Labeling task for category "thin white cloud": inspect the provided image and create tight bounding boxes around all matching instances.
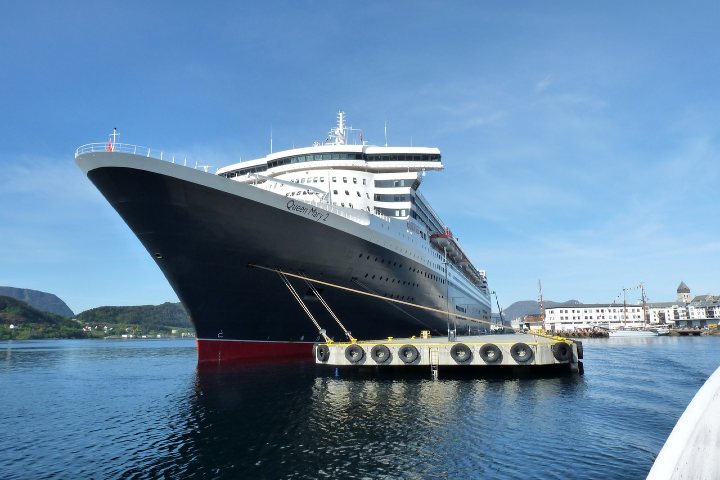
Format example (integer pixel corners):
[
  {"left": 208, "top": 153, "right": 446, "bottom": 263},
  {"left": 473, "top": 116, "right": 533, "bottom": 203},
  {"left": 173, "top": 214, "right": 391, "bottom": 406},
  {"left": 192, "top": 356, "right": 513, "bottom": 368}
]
[{"left": 535, "top": 75, "right": 552, "bottom": 93}]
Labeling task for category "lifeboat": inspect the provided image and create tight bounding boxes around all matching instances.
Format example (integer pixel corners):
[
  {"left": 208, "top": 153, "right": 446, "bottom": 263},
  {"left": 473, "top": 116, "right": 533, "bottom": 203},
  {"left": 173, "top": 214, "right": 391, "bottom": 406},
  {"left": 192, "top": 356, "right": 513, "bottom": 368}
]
[{"left": 430, "top": 228, "right": 487, "bottom": 288}]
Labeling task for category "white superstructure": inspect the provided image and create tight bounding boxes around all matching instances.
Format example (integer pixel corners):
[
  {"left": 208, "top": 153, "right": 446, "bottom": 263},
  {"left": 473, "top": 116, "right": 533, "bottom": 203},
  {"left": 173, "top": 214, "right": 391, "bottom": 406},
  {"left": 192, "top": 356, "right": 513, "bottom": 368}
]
[{"left": 217, "top": 112, "right": 491, "bottom": 323}]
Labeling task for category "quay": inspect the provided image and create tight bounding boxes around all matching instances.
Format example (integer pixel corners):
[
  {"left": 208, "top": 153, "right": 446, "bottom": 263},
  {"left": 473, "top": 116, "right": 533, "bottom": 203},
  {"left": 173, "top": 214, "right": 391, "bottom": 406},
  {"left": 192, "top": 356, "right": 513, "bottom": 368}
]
[
  {"left": 672, "top": 329, "right": 703, "bottom": 336},
  {"left": 314, "top": 332, "right": 583, "bottom": 379}
]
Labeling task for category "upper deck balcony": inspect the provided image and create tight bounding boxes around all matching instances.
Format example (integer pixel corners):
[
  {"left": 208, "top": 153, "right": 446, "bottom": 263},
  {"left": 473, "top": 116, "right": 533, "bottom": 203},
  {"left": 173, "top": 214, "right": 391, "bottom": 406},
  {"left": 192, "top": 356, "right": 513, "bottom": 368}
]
[{"left": 217, "top": 145, "right": 442, "bottom": 180}]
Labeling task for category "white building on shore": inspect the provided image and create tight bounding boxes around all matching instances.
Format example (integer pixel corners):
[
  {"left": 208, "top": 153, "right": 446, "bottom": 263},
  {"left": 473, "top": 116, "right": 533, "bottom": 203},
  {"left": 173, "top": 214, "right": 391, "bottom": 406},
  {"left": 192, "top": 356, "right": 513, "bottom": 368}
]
[
  {"left": 544, "top": 303, "right": 645, "bottom": 331},
  {"left": 543, "top": 282, "right": 719, "bottom": 331}
]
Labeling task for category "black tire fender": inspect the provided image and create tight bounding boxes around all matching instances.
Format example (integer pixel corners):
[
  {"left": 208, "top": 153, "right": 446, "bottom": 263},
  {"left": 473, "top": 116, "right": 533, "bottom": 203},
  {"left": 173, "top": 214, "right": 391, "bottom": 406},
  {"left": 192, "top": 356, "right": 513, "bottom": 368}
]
[
  {"left": 510, "top": 342, "right": 534, "bottom": 364},
  {"left": 344, "top": 344, "right": 365, "bottom": 364},
  {"left": 574, "top": 340, "right": 584, "bottom": 359},
  {"left": 370, "top": 345, "right": 392, "bottom": 365},
  {"left": 316, "top": 345, "right": 330, "bottom": 362},
  {"left": 479, "top": 343, "right": 503, "bottom": 364},
  {"left": 398, "top": 345, "right": 419, "bottom": 364},
  {"left": 450, "top": 343, "right": 472, "bottom": 364},
  {"left": 552, "top": 342, "right": 573, "bottom": 362}
]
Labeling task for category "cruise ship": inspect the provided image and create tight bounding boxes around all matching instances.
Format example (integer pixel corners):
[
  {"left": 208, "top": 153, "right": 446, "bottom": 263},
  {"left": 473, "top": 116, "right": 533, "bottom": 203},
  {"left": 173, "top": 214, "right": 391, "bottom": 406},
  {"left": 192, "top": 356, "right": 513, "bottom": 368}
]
[{"left": 75, "top": 113, "right": 493, "bottom": 363}]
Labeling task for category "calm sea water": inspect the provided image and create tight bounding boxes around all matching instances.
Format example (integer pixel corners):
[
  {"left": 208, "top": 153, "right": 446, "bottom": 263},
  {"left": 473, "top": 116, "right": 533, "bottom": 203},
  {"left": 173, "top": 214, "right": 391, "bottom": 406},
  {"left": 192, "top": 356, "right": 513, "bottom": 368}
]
[{"left": 1, "top": 337, "right": 719, "bottom": 479}]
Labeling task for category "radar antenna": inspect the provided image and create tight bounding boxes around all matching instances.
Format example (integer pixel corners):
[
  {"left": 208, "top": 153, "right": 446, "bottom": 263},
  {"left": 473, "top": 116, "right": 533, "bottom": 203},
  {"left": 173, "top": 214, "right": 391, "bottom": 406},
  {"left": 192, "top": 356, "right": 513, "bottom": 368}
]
[
  {"left": 323, "top": 111, "right": 364, "bottom": 145},
  {"left": 325, "top": 111, "right": 347, "bottom": 145}
]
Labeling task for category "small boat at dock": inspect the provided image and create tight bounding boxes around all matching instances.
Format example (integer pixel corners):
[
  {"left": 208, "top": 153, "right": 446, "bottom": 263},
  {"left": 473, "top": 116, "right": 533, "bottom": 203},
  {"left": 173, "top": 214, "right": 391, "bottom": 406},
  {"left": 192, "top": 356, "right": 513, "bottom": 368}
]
[{"left": 609, "top": 329, "right": 658, "bottom": 337}]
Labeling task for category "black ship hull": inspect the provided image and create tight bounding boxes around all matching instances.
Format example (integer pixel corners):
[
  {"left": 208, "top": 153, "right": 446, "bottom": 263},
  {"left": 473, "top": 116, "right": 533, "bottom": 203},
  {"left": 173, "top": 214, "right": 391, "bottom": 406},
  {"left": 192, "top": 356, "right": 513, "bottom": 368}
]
[{"left": 79, "top": 153, "right": 488, "bottom": 362}]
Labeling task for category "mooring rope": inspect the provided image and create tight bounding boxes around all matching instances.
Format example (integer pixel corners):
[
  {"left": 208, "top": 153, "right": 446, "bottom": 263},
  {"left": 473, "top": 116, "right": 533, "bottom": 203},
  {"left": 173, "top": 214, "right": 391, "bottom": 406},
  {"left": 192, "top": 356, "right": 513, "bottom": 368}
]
[
  {"left": 304, "top": 280, "right": 356, "bottom": 342},
  {"left": 249, "top": 263, "right": 492, "bottom": 326},
  {"left": 277, "top": 271, "right": 331, "bottom": 343}
]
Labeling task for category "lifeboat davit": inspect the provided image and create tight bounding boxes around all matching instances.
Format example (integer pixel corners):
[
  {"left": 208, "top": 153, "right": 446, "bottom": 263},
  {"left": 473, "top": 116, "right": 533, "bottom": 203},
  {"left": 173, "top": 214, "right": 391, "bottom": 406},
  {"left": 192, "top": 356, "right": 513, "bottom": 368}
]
[{"left": 430, "top": 228, "right": 486, "bottom": 287}]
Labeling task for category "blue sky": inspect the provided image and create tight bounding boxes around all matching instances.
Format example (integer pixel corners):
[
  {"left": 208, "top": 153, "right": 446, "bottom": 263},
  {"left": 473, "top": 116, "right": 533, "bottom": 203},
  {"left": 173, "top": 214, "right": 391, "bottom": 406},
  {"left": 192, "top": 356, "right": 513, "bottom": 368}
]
[{"left": 1, "top": 1, "right": 718, "bottom": 314}]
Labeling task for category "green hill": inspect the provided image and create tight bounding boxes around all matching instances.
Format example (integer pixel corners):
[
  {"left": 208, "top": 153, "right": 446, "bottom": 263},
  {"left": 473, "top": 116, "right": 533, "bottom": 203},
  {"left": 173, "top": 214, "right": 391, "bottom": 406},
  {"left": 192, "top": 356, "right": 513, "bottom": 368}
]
[
  {"left": 0, "top": 286, "right": 74, "bottom": 317},
  {"left": 0, "top": 296, "right": 84, "bottom": 339},
  {"left": 75, "top": 302, "right": 192, "bottom": 330}
]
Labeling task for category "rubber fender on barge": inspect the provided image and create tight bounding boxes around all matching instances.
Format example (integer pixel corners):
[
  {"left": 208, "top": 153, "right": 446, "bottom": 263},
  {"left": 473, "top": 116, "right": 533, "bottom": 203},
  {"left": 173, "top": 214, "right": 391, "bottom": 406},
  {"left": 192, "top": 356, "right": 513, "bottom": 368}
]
[
  {"left": 479, "top": 343, "right": 503, "bottom": 364},
  {"left": 316, "top": 345, "right": 330, "bottom": 362},
  {"left": 370, "top": 345, "right": 392, "bottom": 364},
  {"left": 510, "top": 342, "right": 534, "bottom": 364},
  {"left": 344, "top": 344, "right": 365, "bottom": 364},
  {"left": 450, "top": 343, "right": 473, "bottom": 364},
  {"left": 573, "top": 340, "right": 584, "bottom": 359},
  {"left": 398, "top": 345, "right": 419, "bottom": 364},
  {"left": 551, "top": 342, "right": 573, "bottom": 362}
]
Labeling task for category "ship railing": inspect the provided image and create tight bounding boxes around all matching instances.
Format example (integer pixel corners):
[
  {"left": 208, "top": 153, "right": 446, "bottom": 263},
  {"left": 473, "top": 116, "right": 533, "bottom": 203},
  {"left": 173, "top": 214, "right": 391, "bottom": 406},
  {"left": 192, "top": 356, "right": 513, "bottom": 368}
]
[
  {"left": 304, "top": 200, "right": 389, "bottom": 224},
  {"left": 74, "top": 142, "right": 213, "bottom": 172}
]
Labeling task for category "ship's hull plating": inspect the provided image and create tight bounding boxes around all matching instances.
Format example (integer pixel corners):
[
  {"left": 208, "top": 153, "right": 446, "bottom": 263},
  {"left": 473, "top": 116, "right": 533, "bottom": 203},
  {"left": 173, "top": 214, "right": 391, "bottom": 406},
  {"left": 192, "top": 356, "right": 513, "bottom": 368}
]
[{"left": 79, "top": 153, "right": 490, "bottom": 362}]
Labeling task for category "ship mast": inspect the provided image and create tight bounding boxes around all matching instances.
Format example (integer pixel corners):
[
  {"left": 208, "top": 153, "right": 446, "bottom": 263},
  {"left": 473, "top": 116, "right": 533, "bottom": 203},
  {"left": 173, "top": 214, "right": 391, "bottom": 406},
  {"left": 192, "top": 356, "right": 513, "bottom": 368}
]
[
  {"left": 538, "top": 280, "right": 546, "bottom": 331},
  {"left": 641, "top": 282, "right": 648, "bottom": 324},
  {"left": 325, "top": 111, "right": 347, "bottom": 145},
  {"left": 623, "top": 287, "right": 628, "bottom": 328},
  {"left": 323, "top": 111, "right": 365, "bottom": 145}
]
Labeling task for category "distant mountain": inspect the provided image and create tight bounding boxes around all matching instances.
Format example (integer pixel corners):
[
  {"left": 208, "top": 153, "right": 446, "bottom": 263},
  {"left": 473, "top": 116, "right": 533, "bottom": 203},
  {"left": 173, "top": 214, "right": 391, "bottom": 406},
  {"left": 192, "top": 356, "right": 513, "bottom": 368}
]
[
  {"left": 0, "top": 296, "right": 63, "bottom": 324},
  {"left": 0, "top": 287, "right": 74, "bottom": 317},
  {"left": 503, "top": 299, "right": 581, "bottom": 321},
  {"left": 75, "top": 302, "right": 191, "bottom": 329},
  {"left": 0, "top": 295, "right": 84, "bottom": 339}
]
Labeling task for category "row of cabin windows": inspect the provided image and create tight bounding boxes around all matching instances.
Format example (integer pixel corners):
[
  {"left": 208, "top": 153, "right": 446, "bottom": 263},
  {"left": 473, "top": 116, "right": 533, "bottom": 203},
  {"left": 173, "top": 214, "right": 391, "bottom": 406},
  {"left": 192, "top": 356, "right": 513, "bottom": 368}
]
[
  {"left": 331, "top": 176, "right": 366, "bottom": 185},
  {"left": 374, "top": 179, "right": 417, "bottom": 188},
  {"left": 286, "top": 190, "right": 318, "bottom": 197},
  {"left": 374, "top": 193, "right": 411, "bottom": 202},
  {"left": 375, "top": 207, "right": 409, "bottom": 217},
  {"left": 357, "top": 252, "right": 446, "bottom": 286},
  {"left": 366, "top": 154, "right": 441, "bottom": 162},
  {"left": 266, "top": 152, "right": 440, "bottom": 169},
  {"left": 332, "top": 190, "right": 368, "bottom": 198},
  {"left": 284, "top": 176, "right": 369, "bottom": 186},
  {"left": 221, "top": 152, "right": 439, "bottom": 178},
  {"left": 291, "top": 177, "right": 324, "bottom": 183},
  {"left": 411, "top": 206, "right": 443, "bottom": 234},
  {"left": 223, "top": 165, "right": 268, "bottom": 177},
  {"left": 267, "top": 153, "right": 363, "bottom": 169}
]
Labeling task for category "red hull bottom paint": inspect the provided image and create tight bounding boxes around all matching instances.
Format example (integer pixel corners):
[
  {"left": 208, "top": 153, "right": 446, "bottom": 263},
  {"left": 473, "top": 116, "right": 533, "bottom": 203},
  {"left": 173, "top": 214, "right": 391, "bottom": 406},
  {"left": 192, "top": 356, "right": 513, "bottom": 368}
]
[{"left": 196, "top": 339, "right": 315, "bottom": 364}]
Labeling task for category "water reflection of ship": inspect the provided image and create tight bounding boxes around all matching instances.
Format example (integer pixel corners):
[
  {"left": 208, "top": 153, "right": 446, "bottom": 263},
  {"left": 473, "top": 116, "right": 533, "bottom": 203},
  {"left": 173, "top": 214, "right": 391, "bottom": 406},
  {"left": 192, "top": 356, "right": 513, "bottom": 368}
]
[{"left": 131, "top": 364, "right": 583, "bottom": 477}]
